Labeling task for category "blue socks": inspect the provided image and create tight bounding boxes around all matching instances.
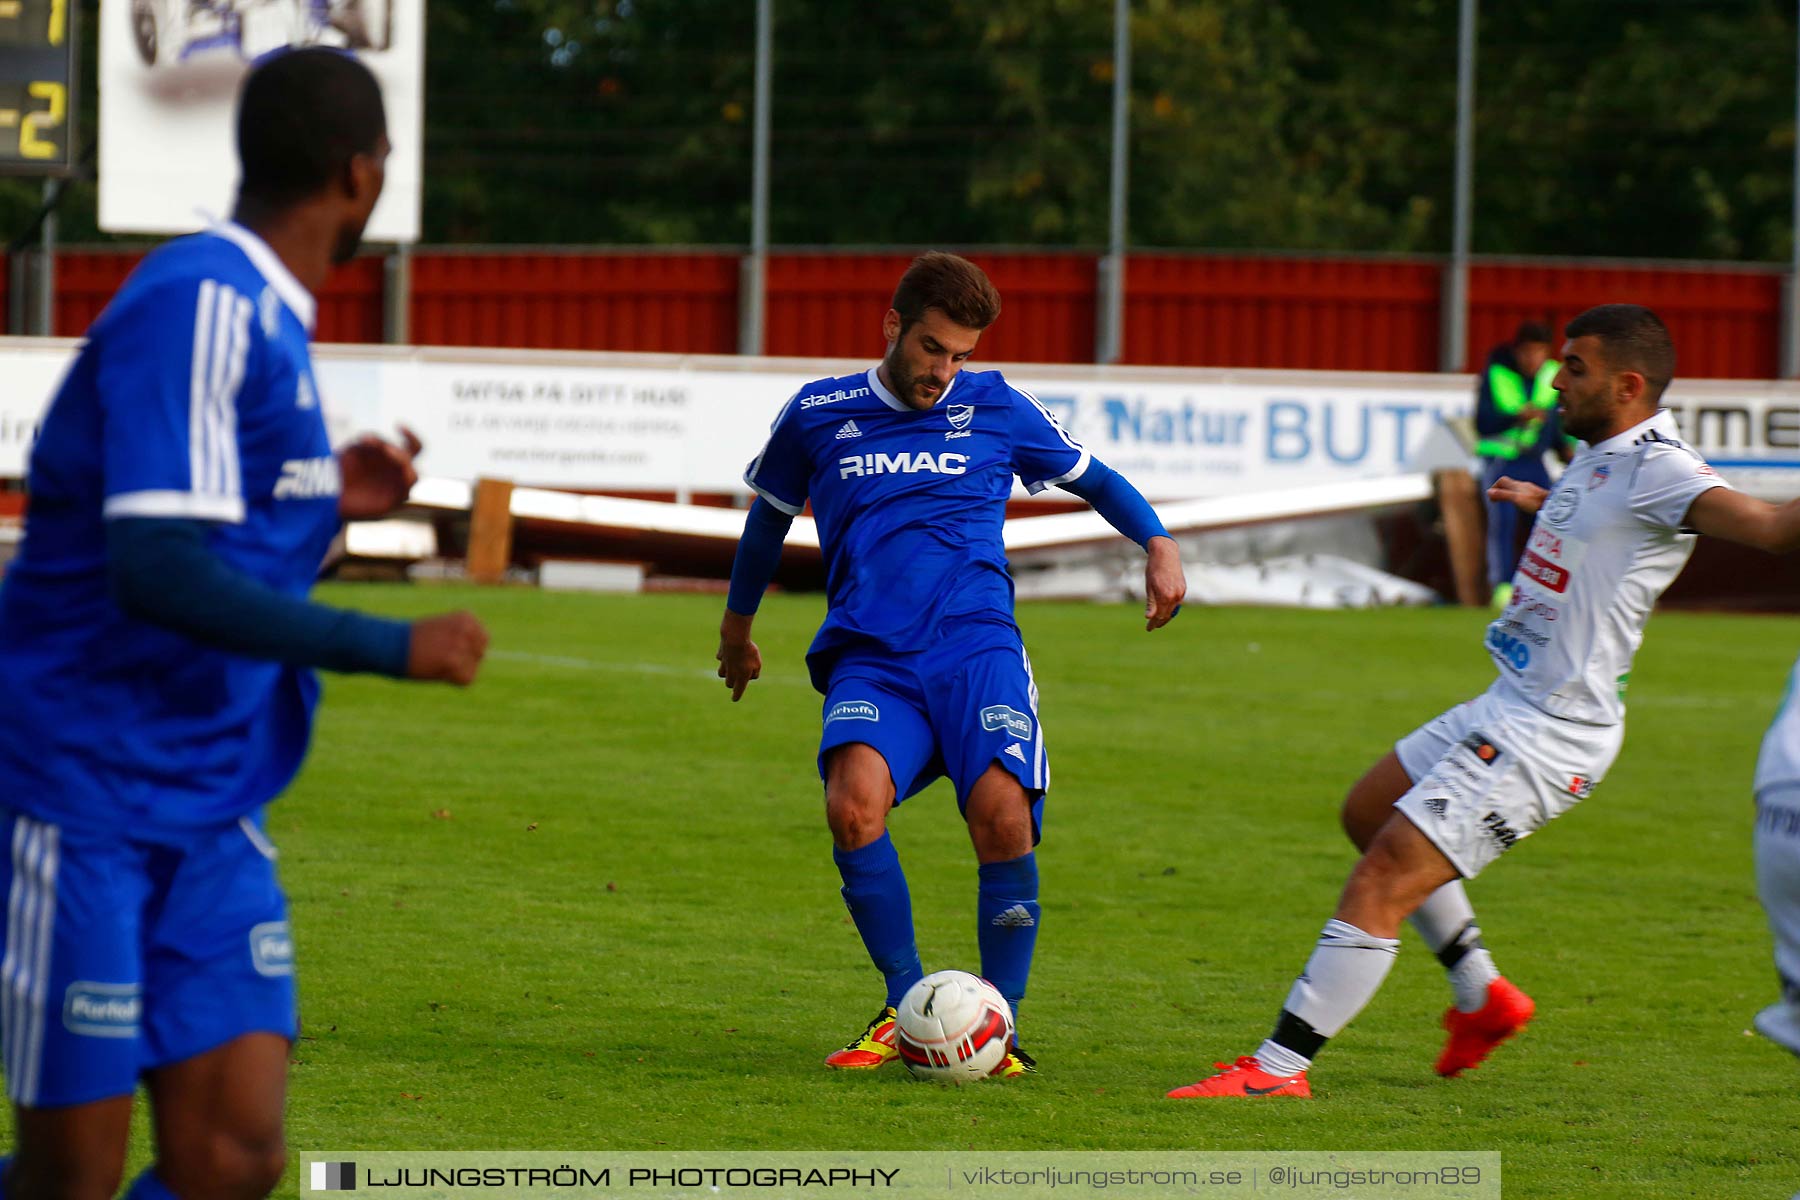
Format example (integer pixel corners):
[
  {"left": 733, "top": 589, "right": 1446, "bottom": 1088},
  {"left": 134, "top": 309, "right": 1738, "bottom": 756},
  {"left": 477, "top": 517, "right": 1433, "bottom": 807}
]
[
  {"left": 835, "top": 837, "right": 1041, "bottom": 1033},
  {"left": 834, "top": 832, "right": 923, "bottom": 1007},
  {"left": 978, "top": 852, "right": 1040, "bottom": 1025},
  {"left": 124, "top": 1168, "right": 180, "bottom": 1199}
]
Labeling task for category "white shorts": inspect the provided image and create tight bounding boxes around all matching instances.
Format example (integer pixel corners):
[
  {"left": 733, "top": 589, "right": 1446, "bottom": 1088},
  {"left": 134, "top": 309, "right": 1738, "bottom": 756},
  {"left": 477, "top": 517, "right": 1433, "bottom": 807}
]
[
  {"left": 1755, "top": 783, "right": 1800, "bottom": 1013},
  {"left": 1393, "top": 680, "right": 1623, "bottom": 878}
]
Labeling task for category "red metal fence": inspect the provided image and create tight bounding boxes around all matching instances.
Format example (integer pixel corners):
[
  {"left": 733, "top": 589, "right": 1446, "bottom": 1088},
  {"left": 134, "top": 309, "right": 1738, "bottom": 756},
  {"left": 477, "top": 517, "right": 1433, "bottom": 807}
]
[
  {"left": 21, "top": 245, "right": 1795, "bottom": 378},
  {"left": 51, "top": 250, "right": 388, "bottom": 344}
]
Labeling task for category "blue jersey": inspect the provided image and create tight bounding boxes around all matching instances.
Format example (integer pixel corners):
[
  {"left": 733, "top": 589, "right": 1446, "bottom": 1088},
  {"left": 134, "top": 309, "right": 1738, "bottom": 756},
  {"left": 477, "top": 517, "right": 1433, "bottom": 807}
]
[
  {"left": 0, "top": 224, "right": 340, "bottom": 836},
  {"left": 744, "top": 366, "right": 1089, "bottom": 685}
]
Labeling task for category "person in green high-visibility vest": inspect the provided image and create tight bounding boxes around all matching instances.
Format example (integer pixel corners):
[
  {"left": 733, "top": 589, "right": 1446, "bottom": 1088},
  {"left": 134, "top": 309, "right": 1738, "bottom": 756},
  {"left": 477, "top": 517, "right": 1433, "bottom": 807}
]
[{"left": 1475, "top": 322, "right": 1564, "bottom": 605}]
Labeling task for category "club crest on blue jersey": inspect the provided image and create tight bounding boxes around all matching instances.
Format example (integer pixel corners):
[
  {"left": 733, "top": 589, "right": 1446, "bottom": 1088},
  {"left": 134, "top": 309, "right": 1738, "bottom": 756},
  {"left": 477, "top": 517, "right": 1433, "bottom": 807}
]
[
  {"left": 947, "top": 404, "right": 974, "bottom": 430},
  {"left": 62, "top": 982, "right": 142, "bottom": 1038}
]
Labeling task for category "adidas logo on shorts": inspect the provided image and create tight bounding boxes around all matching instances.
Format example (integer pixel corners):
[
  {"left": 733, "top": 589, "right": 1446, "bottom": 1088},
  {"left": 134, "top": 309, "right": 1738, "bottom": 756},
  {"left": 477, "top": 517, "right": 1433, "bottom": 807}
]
[{"left": 1424, "top": 796, "right": 1449, "bottom": 819}]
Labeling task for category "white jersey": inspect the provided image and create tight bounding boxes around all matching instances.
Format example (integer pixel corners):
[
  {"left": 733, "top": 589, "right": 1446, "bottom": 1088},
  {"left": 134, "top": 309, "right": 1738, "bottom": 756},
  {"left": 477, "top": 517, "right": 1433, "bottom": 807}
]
[
  {"left": 1755, "top": 654, "right": 1800, "bottom": 797},
  {"left": 1485, "top": 409, "right": 1728, "bottom": 725}
]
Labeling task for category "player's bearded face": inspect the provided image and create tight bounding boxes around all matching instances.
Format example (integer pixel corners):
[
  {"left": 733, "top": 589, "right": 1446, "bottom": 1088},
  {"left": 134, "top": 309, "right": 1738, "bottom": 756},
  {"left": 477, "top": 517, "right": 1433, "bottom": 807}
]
[
  {"left": 1552, "top": 336, "right": 1607, "bottom": 443},
  {"left": 884, "top": 340, "right": 943, "bottom": 408},
  {"left": 882, "top": 310, "right": 982, "bottom": 410}
]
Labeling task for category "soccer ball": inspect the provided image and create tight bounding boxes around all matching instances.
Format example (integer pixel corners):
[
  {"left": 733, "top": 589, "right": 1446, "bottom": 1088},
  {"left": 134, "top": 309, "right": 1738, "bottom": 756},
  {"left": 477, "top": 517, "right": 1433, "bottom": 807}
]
[{"left": 894, "top": 970, "right": 1015, "bottom": 1082}]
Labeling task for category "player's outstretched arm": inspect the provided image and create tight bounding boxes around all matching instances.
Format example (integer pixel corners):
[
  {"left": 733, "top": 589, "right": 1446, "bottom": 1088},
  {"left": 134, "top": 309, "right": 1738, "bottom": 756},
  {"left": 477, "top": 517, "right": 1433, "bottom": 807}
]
[
  {"left": 1058, "top": 459, "right": 1187, "bottom": 630},
  {"left": 107, "top": 518, "right": 488, "bottom": 685},
  {"left": 338, "top": 425, "right": 423, "bottom": 521},
  {"left": 1487, "top": 475, "right": 1548, "bottom": 515},
  {"left": 1684, "top": 487, "right": 1800, "bottom": 554},
  {"left": 407, "top": 611, "right": 489, "bottom": 686},
  {"left": 717, "top": 498, "right": 794, "bottom": 701},
  {"left": 717, "top": 609, "right": 763, "bottom": 703},
  {"left": 1143, "top": 536, "right": 1187, "bottom": 631}
]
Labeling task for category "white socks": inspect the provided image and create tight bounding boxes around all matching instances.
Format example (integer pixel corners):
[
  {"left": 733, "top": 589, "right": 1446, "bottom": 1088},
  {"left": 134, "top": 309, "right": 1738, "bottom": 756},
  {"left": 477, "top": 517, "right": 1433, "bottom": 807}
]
[
  {"left": 1254, "top": 1038, "right": 1312, "bottom": 1078},
  {"left": 1259, "top": 918, "right": 1401, "bottom": 1074},
  {"left": 1409, "top": 881, "right": 1500, "bottom": 1012}
]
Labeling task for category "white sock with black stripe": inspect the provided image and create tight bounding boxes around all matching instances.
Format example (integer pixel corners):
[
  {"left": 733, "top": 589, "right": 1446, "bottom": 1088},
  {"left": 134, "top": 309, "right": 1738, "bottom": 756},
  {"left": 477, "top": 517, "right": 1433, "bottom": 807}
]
[
  {"left": 1256, "top": 918, "right": 1401, "bottom": 1074},
  {"left": 1409, "top": 881, "right": 1499, "bottom": 1013}
]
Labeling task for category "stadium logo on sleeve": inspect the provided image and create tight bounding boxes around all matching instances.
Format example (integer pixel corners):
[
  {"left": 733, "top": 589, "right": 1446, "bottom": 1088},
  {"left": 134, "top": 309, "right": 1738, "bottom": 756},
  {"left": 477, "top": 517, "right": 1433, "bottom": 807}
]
[
  {"left": 63, "top": 983, "right": 142, "bottom": 1037},
  {"left": 825, "top": 701, "right": 879, "bottom": 724},
  {"left": 980, "top": 705, "right": 1033, "bottom": 740},
  {"left": 801, "top": 386, "right": 870, "bottom": 409}
]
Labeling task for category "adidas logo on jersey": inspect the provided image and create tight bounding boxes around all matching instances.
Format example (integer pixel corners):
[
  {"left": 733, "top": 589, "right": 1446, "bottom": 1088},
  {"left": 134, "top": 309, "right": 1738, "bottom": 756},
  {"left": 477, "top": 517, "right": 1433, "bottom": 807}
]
[
  {"left": 1004, "top": 743, "right": 1027, "bottom": 764},
  {"left": 837, "top": 451, "right": 969, "bottom": 478},
  {"left": 991, "top": 904, "right": 1036, "bottom": 928},
  {"left": 835, "top": 420, "right": 863, "bottom": 440}
]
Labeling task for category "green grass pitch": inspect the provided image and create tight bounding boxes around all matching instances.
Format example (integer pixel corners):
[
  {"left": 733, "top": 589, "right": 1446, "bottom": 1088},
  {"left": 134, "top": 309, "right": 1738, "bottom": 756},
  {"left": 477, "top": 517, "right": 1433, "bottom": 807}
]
[{"left": 53, "top": 586, "right": 1800, "bottom": 1196}]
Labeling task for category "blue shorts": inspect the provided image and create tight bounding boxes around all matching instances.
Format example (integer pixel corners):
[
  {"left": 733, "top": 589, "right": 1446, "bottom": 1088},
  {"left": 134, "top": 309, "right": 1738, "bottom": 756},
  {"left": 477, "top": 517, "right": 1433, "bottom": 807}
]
[
  {"left": 0, "top": 807, "right": 297, "bottom": 1108},
  {"left": 817, "top": 632, "right": 1049, "bottom": 840}
]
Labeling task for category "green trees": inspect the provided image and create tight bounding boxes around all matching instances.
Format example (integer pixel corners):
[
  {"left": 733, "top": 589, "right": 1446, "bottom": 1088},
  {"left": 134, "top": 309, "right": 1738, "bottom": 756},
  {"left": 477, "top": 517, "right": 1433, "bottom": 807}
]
[{"left": 6, "top": 0, "right": 1797, "bottom": 259}]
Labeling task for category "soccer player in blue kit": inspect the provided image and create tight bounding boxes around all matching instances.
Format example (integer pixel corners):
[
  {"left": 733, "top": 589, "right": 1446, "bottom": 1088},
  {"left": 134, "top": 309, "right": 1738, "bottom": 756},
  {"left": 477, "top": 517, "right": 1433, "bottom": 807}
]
[
  {"left": 716, "top": 252, "right": 1186, "bottom": 1075},
  {"left": 0, "top": 52, "right": 486, "bottom": 1198}
]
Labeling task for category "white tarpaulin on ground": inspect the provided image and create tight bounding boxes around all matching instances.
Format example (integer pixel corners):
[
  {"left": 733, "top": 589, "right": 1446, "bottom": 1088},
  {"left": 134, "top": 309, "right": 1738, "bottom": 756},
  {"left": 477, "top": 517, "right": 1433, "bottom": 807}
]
[{"left": 2, "top": 340, "right": 1797, "bottom": 500}]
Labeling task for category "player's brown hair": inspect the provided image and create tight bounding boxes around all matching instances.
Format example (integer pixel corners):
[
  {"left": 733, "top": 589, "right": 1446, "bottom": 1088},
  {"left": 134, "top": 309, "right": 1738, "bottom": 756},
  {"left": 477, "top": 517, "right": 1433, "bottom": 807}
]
[
  {"left": 891, "top": 252, "right": 1002, "bottom": 333},
  {"left": 1565, "top": 304, "right": 1676, "bottom": 401}
]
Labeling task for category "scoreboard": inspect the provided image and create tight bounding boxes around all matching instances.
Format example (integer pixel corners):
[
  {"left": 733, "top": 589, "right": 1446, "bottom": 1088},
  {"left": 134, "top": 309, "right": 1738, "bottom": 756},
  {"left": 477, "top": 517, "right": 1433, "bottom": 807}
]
[{"left": 0, "top": 0, "right": 71, "bottom": 173}]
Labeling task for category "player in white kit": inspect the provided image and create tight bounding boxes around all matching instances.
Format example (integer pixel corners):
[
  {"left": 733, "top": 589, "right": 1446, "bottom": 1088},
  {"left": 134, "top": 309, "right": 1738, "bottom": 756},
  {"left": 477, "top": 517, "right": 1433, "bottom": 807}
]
[
  {"left": 1754, "top": 660, "right": 1800, "bottom": 1058},
  {"left": 1169, "top": 303, "right": 1800, "bottom": 1097}
]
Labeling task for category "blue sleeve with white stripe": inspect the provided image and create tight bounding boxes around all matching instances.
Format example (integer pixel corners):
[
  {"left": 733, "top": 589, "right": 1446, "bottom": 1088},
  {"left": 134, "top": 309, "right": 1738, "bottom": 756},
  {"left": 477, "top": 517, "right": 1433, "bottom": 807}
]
[
  {"left": 1008, "top": 387, "right": 1090, "bottom": 495},
  {"left": 743, "top": 393, "right": 810, "bottom": 516},
  {"left": 99, "top": 278, "right": 258, "bottom": 525}
]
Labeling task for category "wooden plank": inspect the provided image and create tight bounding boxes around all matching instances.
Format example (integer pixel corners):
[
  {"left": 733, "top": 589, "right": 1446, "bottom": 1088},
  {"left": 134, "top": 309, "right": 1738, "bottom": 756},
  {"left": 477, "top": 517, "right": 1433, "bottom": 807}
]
[
  {"left": 467, "top": 477, "right": 515, "bottom": 585},
  {"left": 1434, "top": 468, "right": 1487, "bottom": 606}
]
